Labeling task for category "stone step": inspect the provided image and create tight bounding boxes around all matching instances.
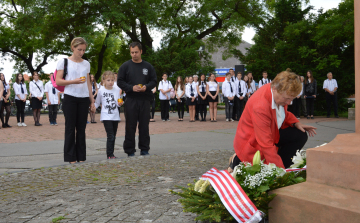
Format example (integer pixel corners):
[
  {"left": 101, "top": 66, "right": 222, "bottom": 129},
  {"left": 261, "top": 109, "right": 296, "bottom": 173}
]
[
  {"left": 269, "top": 182, "right": 360, "bottom": 223},
  {"left": 306, "top": 133, "right": 360, "bottom": 191}
]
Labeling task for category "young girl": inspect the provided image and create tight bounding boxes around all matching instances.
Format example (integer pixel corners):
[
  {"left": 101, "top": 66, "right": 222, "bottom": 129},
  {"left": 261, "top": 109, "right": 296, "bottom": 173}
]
[
  {"left": 184, "top": 76, "right": 189, "bottom": 113},
  {"left": 94, "top": 71, "right": 123, "bottom": 159},
  {"left": 0, "top": 73, "right": 11, "bottom": 128},
  {"left": 13, "top": 73, "right": 28, "bottom": 127},
  {"left": 56, "top": 37, "right": 95, "bottom": 164},
  {"left": 29, "top": 71, "right": 44, "bottom": 126},
  {"left": 174, "top": 76, "right": 185, "bottom": 121},
  {"left": 89, "top": 74, "right": 98, "bottom": 123},
  {"left": 244, "top": 75, "right": 253, "bottom": 105},
  {"left": 197, "top": 74, "right": 208, "bottom": 121},
  {"left": 158, "top": 72, "right": 173, "bottom": 121},
  {"left": 247, "top": 72, "right": 256, "bottom": 93},
  {"left": 206, "top": 73, "right": 219, "bottom": 122},
  {"left": 186, "top": 76, "right": 197, "bottom": 122},
  {"left": 44, "top": 74, "right": 61, "bottom": 125}
]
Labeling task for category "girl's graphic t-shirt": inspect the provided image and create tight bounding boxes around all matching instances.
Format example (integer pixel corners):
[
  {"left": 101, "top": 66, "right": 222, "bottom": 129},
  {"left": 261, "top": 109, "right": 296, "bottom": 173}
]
[{"left": 94, "top": 87, "right": 121, "bottom": 121}]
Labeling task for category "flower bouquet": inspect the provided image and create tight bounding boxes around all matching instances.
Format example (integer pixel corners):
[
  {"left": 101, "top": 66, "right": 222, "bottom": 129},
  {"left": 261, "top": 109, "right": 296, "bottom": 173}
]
[{"left": 170, "top": 150, "right": 307, "bottom": 222}]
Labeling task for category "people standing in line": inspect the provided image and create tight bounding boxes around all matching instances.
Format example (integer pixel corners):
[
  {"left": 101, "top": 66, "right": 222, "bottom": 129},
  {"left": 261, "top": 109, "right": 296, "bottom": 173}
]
[
  {"left": 193, "top": 75, "right": 200, "bottom": 120},
  {"left": 184, "top": 76, "right": 189, "bottom": 113},
  {"left": 89, "top": 74, "right": 98, "bottom": 123},
  {"left": 323, "top": 72, "right": 339, "bottom": 118},
  {"left": 56, "top": 37, "right": 95, "bottom": 164},
  {"left": 186, "top": 76, "right": 197, "bottom": 122},
  {"left": 94, "top": 71, "right": 124, "bottom": 159},
  {"left": 206, "top": 73, "right": 219, "bottom": 122},
  {"left": 247, "top": 72, "right": 256, "bottom": 93},
  {"left": 223, "top": 72, "right": 236, "bottom": 122},
  {"left": 158, "top": 72, "right": 173, "bottom": 122},
  {"left": 45, "top": 74, "right": 61, "bottom": 126},
  {"left": 304, "top": 70, "right": 317, "bottom": 119},
  {"left": 196, "top": 74, "right": 208, "bottom": 122},
  {"left": 29, "top": 71, "right": 44, "bottom": 126},
  {"left": 234, "top": 72, "right": 247, "bottom": 121},
  {"left": 13, "top": 73, "right": 28, "bottom": 127},
  {"left": 174, "top": 76, "right": 186, "bottom": 121},
  {"left": 0, "top": 73, "right": 11, "bottom": 128},
  {"left": 150, "top": 86, "right": 156, "bottom": 122},
  {"left": 258, "top": 71, "right": 271, "bottom": 88},
  {"left": 300, "top": 76, "right": 307, "bottom": 117},
  {"left": 118, "top": 42, "right": 157, "bottom": 157},
  {"left": 292, "top": 76, "right": 303, "bottom": 119}
]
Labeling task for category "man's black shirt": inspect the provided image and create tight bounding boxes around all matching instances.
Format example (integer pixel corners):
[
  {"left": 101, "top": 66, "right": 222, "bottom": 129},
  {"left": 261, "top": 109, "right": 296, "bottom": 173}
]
[{"left": 117, "top": 60, "right": 157, "bottom": 101}]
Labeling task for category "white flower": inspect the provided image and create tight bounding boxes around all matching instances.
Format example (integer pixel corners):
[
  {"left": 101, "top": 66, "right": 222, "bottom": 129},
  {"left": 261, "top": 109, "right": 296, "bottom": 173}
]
[
  {"left": 194, "top": 179, "right": 204, "bottom": 192},
  {"left": 198, "top": 180, "right": 210, "bottom": 193},
  {"left": 290, "top": 150, "right": 305, "bottom": 168}
]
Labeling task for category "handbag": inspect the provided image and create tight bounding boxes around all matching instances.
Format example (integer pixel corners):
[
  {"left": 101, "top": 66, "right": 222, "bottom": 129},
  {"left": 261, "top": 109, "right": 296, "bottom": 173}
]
[{"left": 169, "top": 99, "right": 177, "bottom": 106}]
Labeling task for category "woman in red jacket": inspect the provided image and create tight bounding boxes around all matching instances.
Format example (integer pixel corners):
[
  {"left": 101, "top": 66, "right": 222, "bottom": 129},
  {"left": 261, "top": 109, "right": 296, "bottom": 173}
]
[{"left": 229, "top": 69, "right": 317, "bottom": 170}]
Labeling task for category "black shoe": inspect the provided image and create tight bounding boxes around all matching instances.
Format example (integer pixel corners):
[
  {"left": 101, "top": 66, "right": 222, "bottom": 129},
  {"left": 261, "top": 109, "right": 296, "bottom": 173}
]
[
  {"left": 5, "top": 124, "right": 11, "bottom": 128},
  {"left": 307, "top": 117, "right": 310, "bottom": 119},
  {"left": 2, "top": 124, "right": 7, "bottom": 128},
  {"left": 311, "top": 117, "right": 314, "bottom": 119},
  {"left": 140, "top": 151, "right": 150, "bottom": 156},
  {"left": 128, "top": 153, "right": 135, "bottom": 157}
]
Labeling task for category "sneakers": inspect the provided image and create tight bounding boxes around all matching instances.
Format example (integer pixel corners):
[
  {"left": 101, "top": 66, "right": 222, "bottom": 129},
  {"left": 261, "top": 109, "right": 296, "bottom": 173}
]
[
  {"left": 166, "top": 119, "right": 171, "bottom": 122},
  {"left": 230, "top": 119, "right": 234, "bottom": 122},
  {"left": 140, "top": 151, "right": 150, "bottom": 156},
  {"left": 21, "top": 123, "right": 27, "bottom": 127},
  {"left": 17, "top": 122, "right": 22, "bottom": 127},
  {"left": 107, "top": 156, "right": 117, "bottom": 159},
  {"left": 162, "top": 119, "right": 165, "bottom": 122},
  {"left": 226, "top": 118, "right": 229, "bottom": 122},
  {"left": 54, "top": 122, "right": 58, "bottom": 126},
  {"left": 128, "top": 153, "right": 135, "bottom": 157},
  {"left": 50, "top": 122, "right": 54, "bottom": 126}
]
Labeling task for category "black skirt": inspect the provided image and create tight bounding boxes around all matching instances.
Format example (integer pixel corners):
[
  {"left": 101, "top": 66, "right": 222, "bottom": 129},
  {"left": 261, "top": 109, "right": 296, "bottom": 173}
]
[
  {"left": 207, "top": 91, "right": 218, "bottom": 102},
  {"left": 198, "top": 92, "right": 208, "bottom": 105},
  {"left": 31, "top": 97, "right": 42, "bottom": 109},
  {"left": 187, "top": 97, "right": 197, "bottom": 106}
]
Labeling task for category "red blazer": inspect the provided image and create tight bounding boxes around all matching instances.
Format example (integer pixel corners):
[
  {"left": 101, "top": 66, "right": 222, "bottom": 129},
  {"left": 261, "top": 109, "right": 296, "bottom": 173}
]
[{"left": 233, "top": 84, "right": 299, "bottom": 168}]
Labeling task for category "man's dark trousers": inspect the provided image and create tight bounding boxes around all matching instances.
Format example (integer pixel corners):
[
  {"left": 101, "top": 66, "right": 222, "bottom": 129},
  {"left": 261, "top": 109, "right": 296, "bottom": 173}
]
[
  {"left": 123, "top": 97, "right": 150, "bottom": 155},
  {"left": 326, "top": 92, "right": 338, "bottom": 117}
]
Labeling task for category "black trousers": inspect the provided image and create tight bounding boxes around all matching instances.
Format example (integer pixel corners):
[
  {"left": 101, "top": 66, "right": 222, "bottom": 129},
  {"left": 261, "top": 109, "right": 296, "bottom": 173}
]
[
  {"left": 177, "top": 98, "right": 185, "bottom": 119},
  {"left": 195, "top": 103, "right": 199, "bottom": 119},
  {"left": 292, "top": 98, "right": 301, "bottom": 117},
  {"left": 224, "top": 98, "right": 233, "bottom": 119},
  {"left": 48, "top": 104, "right": 58, "bottom": 123},
  {"left": 15, "top": 99, "right": 26, "bottom": 123},
  {"left": 234, "top": 97, "right": 244, "bottom": 120},
  {"left": 123, "top": 97, "right": 150, "bottom": 154},
  {"left": 160, "top": 99, "right": 169, "bottom": 120},
  {"left": 231, "top": 127, "right": 308, "bottom": 169},
  {"left": 326, "top": 92, "right": 338, "bottom": 116},
  {"left": 306, "top": 98, "right": 315, "bottom": 116},
  {"left": 150, "top": 97, "right": 156, "bottom": 119},
  {"left": 103, "top": 120, "right": 119, "bottom": 157},
  {"left": 63, "top": 94, "right": 89, "bottom": 162}
]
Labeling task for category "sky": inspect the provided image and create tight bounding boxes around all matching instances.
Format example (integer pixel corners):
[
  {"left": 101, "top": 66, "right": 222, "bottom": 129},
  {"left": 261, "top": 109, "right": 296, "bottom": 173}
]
[{"left": 0, "top": 0, "right": 344, "bottom": 81}]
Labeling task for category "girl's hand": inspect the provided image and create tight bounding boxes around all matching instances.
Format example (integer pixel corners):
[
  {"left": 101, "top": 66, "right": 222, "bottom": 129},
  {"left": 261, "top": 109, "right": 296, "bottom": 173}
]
[{"left": 73, "top": 78, "right": 85, "bottom": 84}]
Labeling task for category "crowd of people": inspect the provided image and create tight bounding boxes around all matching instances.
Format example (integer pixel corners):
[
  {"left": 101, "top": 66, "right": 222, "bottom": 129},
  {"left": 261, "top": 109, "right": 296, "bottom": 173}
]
[{"left": 0, "top": 38, "right": 339, "bottom": 164}]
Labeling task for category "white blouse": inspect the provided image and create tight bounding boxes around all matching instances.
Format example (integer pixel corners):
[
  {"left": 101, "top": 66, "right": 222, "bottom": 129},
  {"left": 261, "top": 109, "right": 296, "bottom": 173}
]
[
  {"left": 198, "top": 81, "right": 207, "bottom": 93},
  {"left": 185, "top": 82, "right": 198, "bottom": 98},
  {"left": 94, "top": 87, "right": 121, "bottom": 122},
  {"left": 56, "top": 59, "right": 90, "bottom": 98},
  {"left": 29, "top": 80, "right": 44, "bottom": 98},
  {"left": 13, "top": 82, "right": 28, "bottom": 100},
  {"left": 207, "top": 81, "right": 218, "bottom": 91}
]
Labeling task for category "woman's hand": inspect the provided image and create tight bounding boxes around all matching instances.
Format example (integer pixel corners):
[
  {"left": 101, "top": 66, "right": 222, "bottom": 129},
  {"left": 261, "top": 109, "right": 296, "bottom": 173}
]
[
  {"left": 191, "top": 97, "right": 195, "bottom": 102},
  {"left": 73, "top": 78, "right": 86, "bottom": 84},
  {"left": 313, "top": 95, "right": 316, "bottom": 98},
  {"left": 304, "top": 95, "right": 307, "bottom": 98},
  {"left": 294, "top": 122, "right": 317, "bottom": 137}
]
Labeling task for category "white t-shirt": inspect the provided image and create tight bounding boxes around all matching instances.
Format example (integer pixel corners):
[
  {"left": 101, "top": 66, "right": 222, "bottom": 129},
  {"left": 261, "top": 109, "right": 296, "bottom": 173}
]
[
  {"left": 44, "top": 81, "right": 60, "bottom": 104},
  {"left": 158, "top": 80, "right": 173, "bottom": 100},
  {"left": 56, "top": 58, "right": 90, "bottom": 98},
  {"left": 207, "top": 81, "right": 218, "bottom": 91},
  {"left": 29, "top": 80, "right": 44, "bottom": 98},
  {"left": 94, "top": 87, "right": 121, "bottom": 122}
]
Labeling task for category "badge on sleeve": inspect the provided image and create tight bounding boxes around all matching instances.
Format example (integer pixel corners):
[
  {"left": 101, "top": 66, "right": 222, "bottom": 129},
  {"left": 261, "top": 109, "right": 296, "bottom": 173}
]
[{"left": 143, "top": 68, "right": 148, "bottom": 75}]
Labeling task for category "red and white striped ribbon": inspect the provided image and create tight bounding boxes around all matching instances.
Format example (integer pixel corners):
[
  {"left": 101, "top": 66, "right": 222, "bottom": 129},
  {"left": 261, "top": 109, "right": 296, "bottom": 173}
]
[
  {"left": 201, "top": 167, "right": 263, "bottom": 223},
  {"left": 286, "top": 165, "right": 307, "bottom": 172}
]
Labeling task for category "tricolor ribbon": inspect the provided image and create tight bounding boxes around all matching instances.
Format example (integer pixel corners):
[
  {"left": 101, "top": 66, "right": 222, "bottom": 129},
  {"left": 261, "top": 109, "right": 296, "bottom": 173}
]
[
  {"left": 201, "top": 168, "right": 263, "bottom": 223},
  {"left": 286, "top": 165, "right": 307, "bottom": 173}
]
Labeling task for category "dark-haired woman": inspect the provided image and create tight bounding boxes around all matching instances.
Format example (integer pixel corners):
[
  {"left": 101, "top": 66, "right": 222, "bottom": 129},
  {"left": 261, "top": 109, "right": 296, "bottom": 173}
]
[
  {"left": 206, "top": 73, "right": 219, "bottom": 122},
  {"left": 174, "top": 76, "right": 185, "bottom": 121},
  {"left": 13, "top": 73, "right": 28, "bottom": 127},
  {"left": 197, "top": 74, "right": 208, "bottom": 121},
  {"left": 304, "top": 70, "right": 317, "bottom": 119},
  {"left": 29, "top": 71, "right": 44, "bottom": 126},
  {"left": 0, "top": 73, "right": 11, "bottom": 128}
]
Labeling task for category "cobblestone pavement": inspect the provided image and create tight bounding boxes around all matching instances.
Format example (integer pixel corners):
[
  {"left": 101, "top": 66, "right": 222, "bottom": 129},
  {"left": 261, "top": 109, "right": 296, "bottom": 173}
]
[{"left": 0, "top": 150, "right": 234, "bottom": 223}]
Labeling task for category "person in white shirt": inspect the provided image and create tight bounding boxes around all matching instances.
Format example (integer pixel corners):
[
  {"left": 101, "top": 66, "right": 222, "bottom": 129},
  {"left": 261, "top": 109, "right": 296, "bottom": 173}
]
[
  {"left": 244, "top": 75, "right": 253, "bottom": 99},
  {"left": 206, "top": 73, "right": 219, "bottom": 122},
  {"left": 45, "top": 76, "right": 61, "bottom": 125},
  {"left": 56, "top": 37, "right": 95, "bottom": 164},
  {"left": 29, "top": 72, "right": 44, "bottom": 126},
  {"left": 186, "top": 76, "right": 198, "bottom": 122},
  {"left": 234, "top": 72, "right": 247, "bottom": 120},
  {"left": 323, "top": 72, "right": 339, "bottom": 118},
  {"left": 258, "top": 71, "right": 271, "bottom": 88},
  {"left": 247, "top": 72, "right": 256, "bottom": 93},
  {"left": 158, "top": 72, "right": 173, "bottom": 121},
  {"left": 94, "top": 71, "right": 123, "bottom": 159},
  {"left": 89, "top": 74, "right": 98, "bottom": 123},
  {"left": 13, "top": 73, "right": 28, "bottom": 126},
  {"left": 193, "top": 75, "right": 200, "bottom": 120},
  {"left": 196, "top": 74, "right": 208, "bottom": 122},
  {"left": 174, "top": 76, "right": 186, "bottom": 121},
  {"left": 0, "top": 73, "right": 12, "bottom": 128},
  {"left": 292, "top": 76, "right": 303, "bottom": 119},
  {"left": 222, "top": 73, "right": 236, "bottom": 122}
]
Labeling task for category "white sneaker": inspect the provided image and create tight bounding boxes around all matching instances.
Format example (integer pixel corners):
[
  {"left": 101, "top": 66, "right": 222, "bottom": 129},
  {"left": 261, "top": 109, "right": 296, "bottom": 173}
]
[
  {"left": 17, "top": 122, "right": 22, "bottom": 127},
  {"left": 230, "top": 119, "right": 234, "bottom": 122},
  {"left": 226, "top": 119, "right": 229, "bottom": 122},
  {"left": 21, "top": 123, "right": 27, "bottom": 127},
  {"left": 167, "top": 119, "right": 171, "bottom": 122}
]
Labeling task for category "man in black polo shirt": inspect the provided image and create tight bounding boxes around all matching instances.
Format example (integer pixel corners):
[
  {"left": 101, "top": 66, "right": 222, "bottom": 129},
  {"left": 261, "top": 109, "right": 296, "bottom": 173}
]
[{"left": 118, "top": 42, "right": 157, "bottom": 156}]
